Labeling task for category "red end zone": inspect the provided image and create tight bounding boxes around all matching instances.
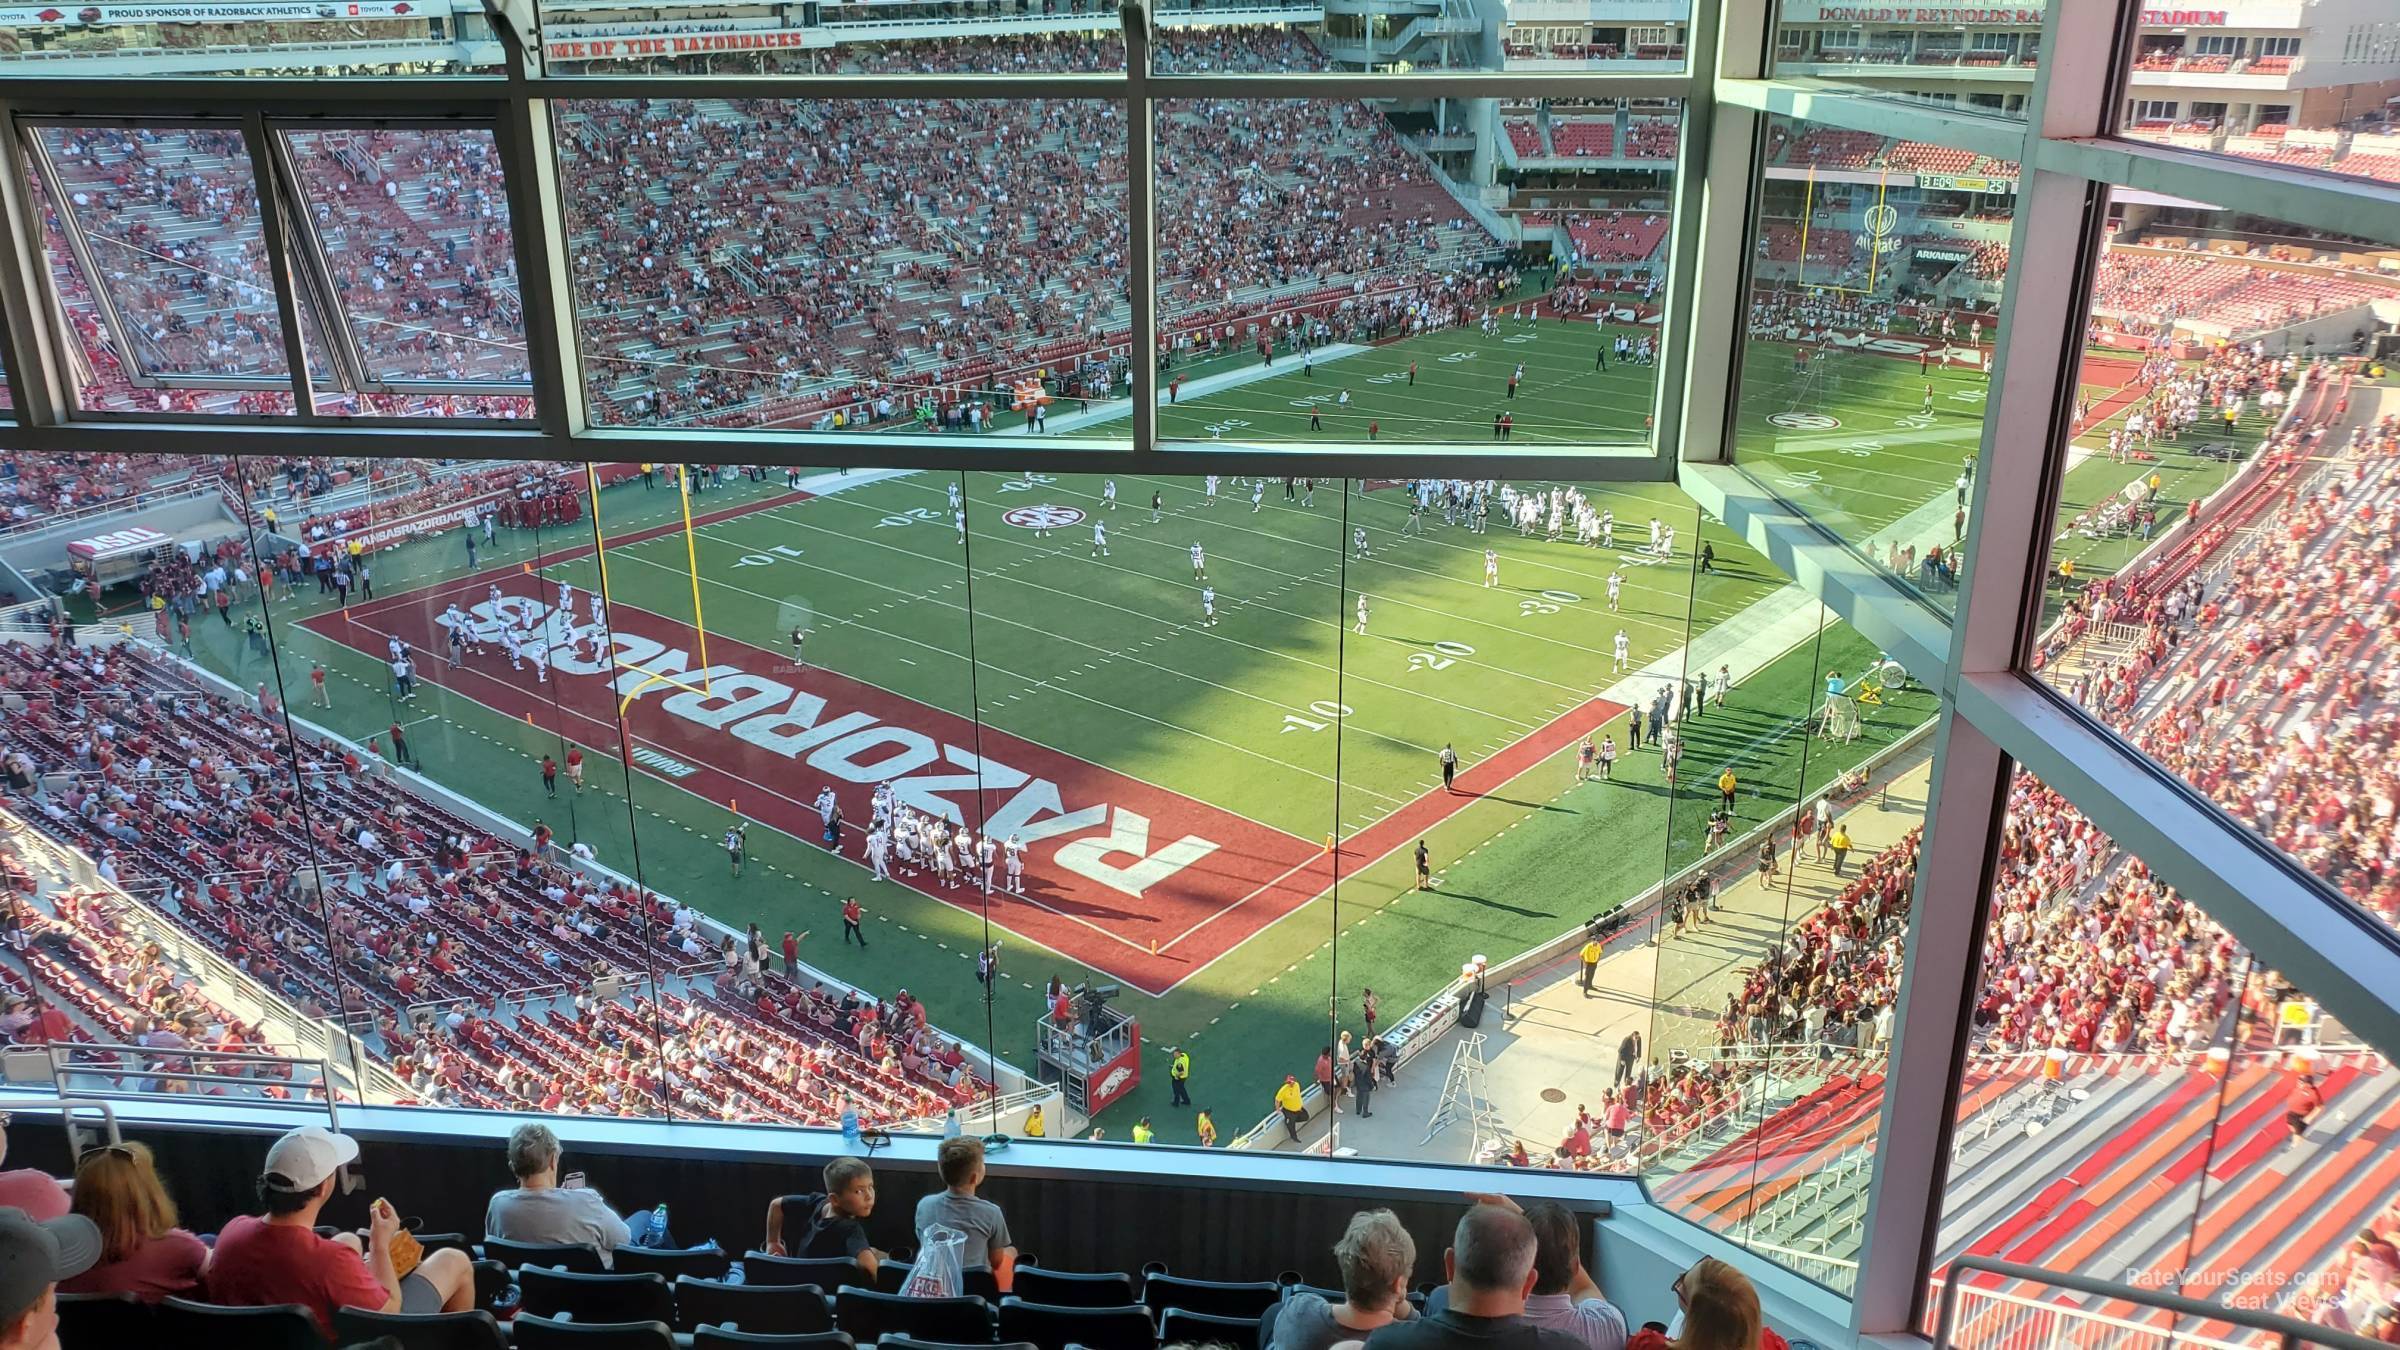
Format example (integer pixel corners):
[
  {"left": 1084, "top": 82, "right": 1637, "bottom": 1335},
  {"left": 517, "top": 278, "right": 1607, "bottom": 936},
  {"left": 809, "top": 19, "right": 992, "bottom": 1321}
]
[{"left": 301, "top": 582, "right": 1325, "bottom": 994}]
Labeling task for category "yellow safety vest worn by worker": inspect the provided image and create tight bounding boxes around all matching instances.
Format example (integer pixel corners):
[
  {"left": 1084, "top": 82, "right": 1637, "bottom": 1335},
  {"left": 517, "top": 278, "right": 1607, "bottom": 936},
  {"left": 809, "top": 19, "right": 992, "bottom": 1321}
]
[
  {"left": 1131, "top": 1122, "right": 1154, "bottom": 1144},
  {"left": 1171, "top": 1053, "right": 1190, "bottom": 1081}
]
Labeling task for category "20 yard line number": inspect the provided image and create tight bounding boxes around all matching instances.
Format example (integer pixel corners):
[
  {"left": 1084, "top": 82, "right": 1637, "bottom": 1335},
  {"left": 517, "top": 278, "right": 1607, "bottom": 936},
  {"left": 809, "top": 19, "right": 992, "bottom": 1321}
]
[{"left": 1408, "top": 640, "right": 1477, "bottom": 673}]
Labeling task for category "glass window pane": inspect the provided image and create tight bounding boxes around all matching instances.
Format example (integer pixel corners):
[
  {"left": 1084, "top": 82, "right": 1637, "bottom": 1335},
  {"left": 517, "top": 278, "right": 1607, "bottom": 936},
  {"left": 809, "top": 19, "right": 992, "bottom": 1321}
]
[
  {"left": 2118, "top": 14, "right": 2400, "bottom": 187},
  {"left": 556, "top": 99, "right": 1128, "bottom": 440},
  {"left": 1642, "top": 600, "right": 1935, "bottom": 1297},
  {"left": 1734, "top": 115, "right": 2012, "bottom": 615},
  {"left": 1158, "top": 101, "right": 1676, "bottom": 449},
  {"left": 25, "top": 123, "right": 303, "bottom": 415},
  {"left": 279, "top": 126, "right": 536, "bottom": 419},
  {"left": 1772, "top": 1, "right": 2040, "bottom": 120},
  {"left": 0, "top": 5, "right": 502, "bottom": 78},
  {"left": 1935, "top": 767, "right": 2400, "bottom": 1341},
  {"left": 2036, "top": 193, "right": 2397, "bottom": 939}
]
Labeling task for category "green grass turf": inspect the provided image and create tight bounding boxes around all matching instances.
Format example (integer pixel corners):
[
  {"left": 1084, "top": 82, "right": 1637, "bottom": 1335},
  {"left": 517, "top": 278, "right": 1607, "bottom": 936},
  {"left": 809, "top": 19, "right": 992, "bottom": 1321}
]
[
  {"left": 136, "top": 443, "right": 1932, "bottom": 1146},
  {"left": 1151, "top": 316, "right": 1662, "bottom": 446}
]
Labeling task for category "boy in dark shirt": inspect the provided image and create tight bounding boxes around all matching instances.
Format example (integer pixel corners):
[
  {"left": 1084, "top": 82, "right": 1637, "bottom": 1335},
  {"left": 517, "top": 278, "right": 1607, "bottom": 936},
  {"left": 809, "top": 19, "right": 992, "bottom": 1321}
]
[{"left": 762, "top": 1156, "right": 884, "bottom": 1281}]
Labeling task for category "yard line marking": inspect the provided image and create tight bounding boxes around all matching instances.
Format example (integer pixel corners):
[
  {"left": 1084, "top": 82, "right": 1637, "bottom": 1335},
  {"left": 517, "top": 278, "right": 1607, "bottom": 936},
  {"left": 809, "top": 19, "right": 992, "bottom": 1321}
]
[{"left": 603, "top": 548, "right": 1406, "bottom": 802}]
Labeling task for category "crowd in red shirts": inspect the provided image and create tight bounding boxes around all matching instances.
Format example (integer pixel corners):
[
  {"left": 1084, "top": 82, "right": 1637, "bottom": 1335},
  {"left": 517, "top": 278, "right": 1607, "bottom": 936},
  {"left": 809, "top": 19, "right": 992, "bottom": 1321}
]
[
  {"left": 0, "top": 634, "right": 990, "bottom": 1126},
  {"left": 2056, "top": 409, "right": 2400, "bottom": 937}
]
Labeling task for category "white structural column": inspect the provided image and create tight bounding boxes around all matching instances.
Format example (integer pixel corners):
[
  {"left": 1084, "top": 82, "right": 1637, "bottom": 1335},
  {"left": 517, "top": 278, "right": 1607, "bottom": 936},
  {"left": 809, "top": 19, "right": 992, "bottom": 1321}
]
[
  {"left": 1670, "top": 0, "right": 1768, "bottom": 465},
  {"left": 0, "top": 102, "right": 67, "bottom": 427},
  {"left": 1125, "top": 0, "right": 1158, "bottom": 455},
  {"left": 1846, "top": 0, "right": 2125, "bottom": 1333}
]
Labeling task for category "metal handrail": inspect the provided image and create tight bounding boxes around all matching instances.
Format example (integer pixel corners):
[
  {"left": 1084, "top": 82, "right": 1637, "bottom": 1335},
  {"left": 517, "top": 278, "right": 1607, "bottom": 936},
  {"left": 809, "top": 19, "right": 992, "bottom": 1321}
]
[
  {"left": 1932, "top": 1254, "right": 2388, "bottom": 1350},
  {"left": 44, "top": 1045, "right": 347, "bottom": 1128},
  {"left": 0, "top": 1096, "right": 120, "bottom": 1157}
]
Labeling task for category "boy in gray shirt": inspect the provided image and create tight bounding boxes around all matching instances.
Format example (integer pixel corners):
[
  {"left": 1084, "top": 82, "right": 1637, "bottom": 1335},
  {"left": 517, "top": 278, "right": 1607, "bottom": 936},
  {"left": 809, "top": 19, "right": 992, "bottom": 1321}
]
[{"left": 915, "top": 1135, "right": 1015, "bottom": 1291}]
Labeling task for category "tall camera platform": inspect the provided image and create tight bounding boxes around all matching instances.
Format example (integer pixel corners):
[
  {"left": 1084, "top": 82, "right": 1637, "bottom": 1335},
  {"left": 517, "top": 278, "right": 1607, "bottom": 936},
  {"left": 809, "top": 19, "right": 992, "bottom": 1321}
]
[{"left": 1034, "top": 998, "right": 1142, "bottom": 1117}]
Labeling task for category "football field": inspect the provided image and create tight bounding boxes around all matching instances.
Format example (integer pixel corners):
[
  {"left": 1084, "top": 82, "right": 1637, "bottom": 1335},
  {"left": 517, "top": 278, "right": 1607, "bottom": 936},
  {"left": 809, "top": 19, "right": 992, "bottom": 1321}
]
[{"left": 155, "top": 317, "right": 1959, "bottom": 1144}]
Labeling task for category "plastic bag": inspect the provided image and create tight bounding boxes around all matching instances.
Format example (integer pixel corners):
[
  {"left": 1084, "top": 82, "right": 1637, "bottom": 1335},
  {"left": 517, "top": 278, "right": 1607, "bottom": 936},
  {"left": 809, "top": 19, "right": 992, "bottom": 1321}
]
[{"left": 901, "top": 1223, "right": 966, "bottom": 1299}]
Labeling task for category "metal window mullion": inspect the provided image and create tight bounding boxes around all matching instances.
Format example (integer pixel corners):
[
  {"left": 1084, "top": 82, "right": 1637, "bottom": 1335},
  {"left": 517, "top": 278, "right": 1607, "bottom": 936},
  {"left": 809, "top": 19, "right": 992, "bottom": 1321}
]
[
  {"left": 1125, "top": 3, "right": 1155, "bottom": 455},
  {"left": 242, "top": 109, "right": 320, "bottom": 420},
  {"left": 492, "top": 93, "right": 584, "bottom": 444},
  {"left": 1848, "top": 0, "right": 2144, "bottom": 1331},
  {"left": 1948, "top": 0, "right": 2125, "bottom": 674},
  {"left": 1848, "top": 711, "right": 2011, "bottom": 1336},
  {"left": 1648, "top": 0, "right": 1729, "bottom": 465},
  {"left": 1668, "top": 0, "right": 1767, "bottom": 466},
  {"left": 0, "top": 100, "right": 66, "bottom": 426},
  {"left": 1712, "top": 77, "right": 2029, "bottom": 167}
]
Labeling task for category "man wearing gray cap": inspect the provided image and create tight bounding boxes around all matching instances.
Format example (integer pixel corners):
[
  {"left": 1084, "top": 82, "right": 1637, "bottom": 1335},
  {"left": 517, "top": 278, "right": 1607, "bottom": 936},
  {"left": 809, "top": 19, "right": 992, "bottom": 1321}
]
[
  {"left": 205, "top": 1125, "right": 474, "bottom": 1337},
  {"left": 0, "top": 1206, "right": 101, "bottom": 1350}
]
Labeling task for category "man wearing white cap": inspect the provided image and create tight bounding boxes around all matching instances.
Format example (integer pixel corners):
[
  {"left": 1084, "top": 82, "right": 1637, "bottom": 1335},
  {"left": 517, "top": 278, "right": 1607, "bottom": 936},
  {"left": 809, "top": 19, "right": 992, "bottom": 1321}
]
[
  {"left": 0, "top": 1206, "right": 100, "bottom": 1350},
  {"left": 205, "top": 1125, "right": 475, "bottom": 1337}
]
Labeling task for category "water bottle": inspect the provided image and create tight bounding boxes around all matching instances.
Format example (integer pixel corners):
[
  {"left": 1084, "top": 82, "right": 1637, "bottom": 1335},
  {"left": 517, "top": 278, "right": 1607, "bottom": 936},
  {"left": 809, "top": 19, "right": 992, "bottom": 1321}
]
[
  {"left": 648, "top": 1204, "right": 669, "bottom": 1249},
  {"left": 841, "top": 1103, "right": 862, "bottom": 1147},
  {"left": 943, "top": 1108, "right": 962, "bottom": 1139}
]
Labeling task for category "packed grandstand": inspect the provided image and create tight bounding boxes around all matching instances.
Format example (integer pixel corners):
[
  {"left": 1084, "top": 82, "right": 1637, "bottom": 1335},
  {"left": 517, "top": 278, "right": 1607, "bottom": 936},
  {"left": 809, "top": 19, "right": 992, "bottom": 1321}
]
[{"left": 0, "top": 3, "right": 2398, "bottom": 1345}]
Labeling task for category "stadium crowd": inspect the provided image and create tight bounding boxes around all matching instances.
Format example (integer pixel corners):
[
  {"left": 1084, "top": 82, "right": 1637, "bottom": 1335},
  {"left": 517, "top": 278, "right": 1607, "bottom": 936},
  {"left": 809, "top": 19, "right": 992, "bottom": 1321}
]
[
  {"left": 2055, "top": 406, "right": 2400, "bottom": 936},
  {"left": 0, "top": 629, "right": 992, "bottom": 1128}
]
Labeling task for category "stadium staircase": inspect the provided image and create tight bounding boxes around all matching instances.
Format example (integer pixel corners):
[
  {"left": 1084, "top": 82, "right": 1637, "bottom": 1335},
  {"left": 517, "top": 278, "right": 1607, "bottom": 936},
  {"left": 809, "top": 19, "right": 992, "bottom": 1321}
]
[{"left": 1932, "top": 1049, "right": 2400, "bottom": 1347}]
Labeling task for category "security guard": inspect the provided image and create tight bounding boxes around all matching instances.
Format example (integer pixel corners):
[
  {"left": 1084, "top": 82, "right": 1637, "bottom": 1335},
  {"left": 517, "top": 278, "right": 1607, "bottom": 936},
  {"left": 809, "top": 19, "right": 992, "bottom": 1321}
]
[
  {"left": 1131, "top": 1117, "right": 1155, "bottom": 1145},
  {"left": 1168, "top": 1046, "right": 1193, "bottom": 1107},
  {"left": 1024, "top": 1104, "right": 1045, "bottom": 1138}
]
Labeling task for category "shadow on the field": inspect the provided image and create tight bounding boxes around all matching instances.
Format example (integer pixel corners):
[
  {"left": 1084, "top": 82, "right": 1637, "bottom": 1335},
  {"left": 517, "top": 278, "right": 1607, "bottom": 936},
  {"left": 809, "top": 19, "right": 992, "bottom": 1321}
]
[
  {"left": 1434, "top": 888, "right": 1558, "bottom": 920},
  {"left": 1477, "top": 793, "right": 1576, "bottom": 814}
]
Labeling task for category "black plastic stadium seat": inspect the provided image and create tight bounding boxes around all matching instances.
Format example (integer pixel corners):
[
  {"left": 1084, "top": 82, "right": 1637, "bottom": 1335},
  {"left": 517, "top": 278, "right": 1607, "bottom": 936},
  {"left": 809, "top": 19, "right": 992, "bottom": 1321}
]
[
  {"left": 747, "top": 1252, "right": 877, "bottom": 1290},
  {"left": 57, "top": 1291, "right": 152, "bottom": 1348},
  {"left": 877, "top": 1339, "right": 1037, "bottom": 1350},
  {"left": 412, "top": 1231, "right": 476, "bottom": 1259},
  {"left": 1010, "top": 1267, "right": 1137, "bottom": 1309},
  {"left": 996, "top": 1298, "right": 1158, "bottom": 1350},
  {"left": 676, "top": 1278, "right": 835, "bottom": 1335},
  {"left": 155, "top": 1297, "right": 324, "bottom": 1350},
  {"left": 483, "top": 1237, "right": 609, "bottom": 1274},
  {"left": 961, "top": 1270, "right": 1001, "bottom": 1303},
  {"left": 615, "top": 1244, "right": 733, "bottom": 1281},
  {"left": 835, "top": 1287, "right": 994, "bottom": 1345},
  {"left": 1162, "top": 1307, "right": 1264, "bottom": 1350},
  {"left": 697, "top": 1332, "right": 857, "bottom": 1349},
  {"left": 332, "top": 1306, "right": 509, "bottom": 1350},
  {"left": 518, "top": 1266, "right": 676, "bottom": 1324},
  {"left": 1142, "top": 1275, "right": 1282, "bottom": 1320},
  {"left": 510, "top": 1312, "right": 678, "bottom": 1350}
]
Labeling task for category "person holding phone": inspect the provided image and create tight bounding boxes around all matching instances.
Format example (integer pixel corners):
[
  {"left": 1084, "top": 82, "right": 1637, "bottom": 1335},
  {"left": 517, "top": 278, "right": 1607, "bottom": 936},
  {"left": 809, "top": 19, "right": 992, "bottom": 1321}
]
[
  {"left": 206, "top": 1125, "right": 475, "bottom": 1338},
  {"left": 487, "top": 1123, "right": 668, "bottom": 1268}
]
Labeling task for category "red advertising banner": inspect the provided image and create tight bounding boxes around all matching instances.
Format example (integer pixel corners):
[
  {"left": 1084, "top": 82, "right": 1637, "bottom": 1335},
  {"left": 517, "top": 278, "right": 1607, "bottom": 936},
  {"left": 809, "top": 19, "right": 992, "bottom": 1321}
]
[
  {"left": 545, "top": 28, "right": 825, "bottom": 63},
  {"left": 1082, "top": 1025, "right": 1143, "bottom": 1115}
]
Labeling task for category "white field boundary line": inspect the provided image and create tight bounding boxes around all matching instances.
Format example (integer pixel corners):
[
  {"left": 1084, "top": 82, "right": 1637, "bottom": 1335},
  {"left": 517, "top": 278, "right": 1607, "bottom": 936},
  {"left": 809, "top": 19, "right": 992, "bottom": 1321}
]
[{"left": 322, "top": 607, "right": 1220, "bottom": 971}]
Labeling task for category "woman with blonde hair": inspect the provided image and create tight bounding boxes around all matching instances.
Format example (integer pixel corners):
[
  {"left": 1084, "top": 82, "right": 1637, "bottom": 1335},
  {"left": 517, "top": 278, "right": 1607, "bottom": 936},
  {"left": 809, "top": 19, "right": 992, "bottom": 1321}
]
[
  {"left": 1626, "top": 1257, "right": 1788, "bottom": 1350},
  {"left": 57, "top": 1142, "right": 207, "bottom": 1300}
]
